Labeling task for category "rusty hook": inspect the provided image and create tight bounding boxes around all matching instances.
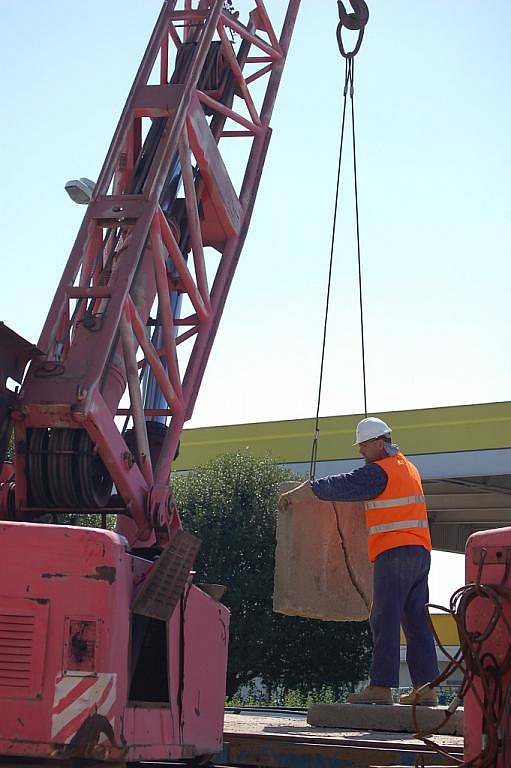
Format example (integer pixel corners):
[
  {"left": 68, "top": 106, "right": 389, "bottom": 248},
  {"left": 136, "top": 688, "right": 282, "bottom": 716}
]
[{"left": 336, "top": 0, "right": 369, "bottom": 59}]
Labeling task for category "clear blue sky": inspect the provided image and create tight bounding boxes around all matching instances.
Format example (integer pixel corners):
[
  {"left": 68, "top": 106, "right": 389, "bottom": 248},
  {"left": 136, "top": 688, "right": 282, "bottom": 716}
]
[
  {"left": 1, "top": 2, "right": 508, "bottom": 607},
  {"left": 1, "top": 1, "right": 508, "bottom": 425}
]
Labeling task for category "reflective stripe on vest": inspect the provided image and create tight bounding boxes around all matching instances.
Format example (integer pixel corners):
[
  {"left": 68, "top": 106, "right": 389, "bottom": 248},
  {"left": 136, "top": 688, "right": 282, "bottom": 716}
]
[
  {"left": 365, "top": 494, "right": 426, "bottom": 510},
  {"left": 367, "top": 518, "right": 430, "bottom": 536}
]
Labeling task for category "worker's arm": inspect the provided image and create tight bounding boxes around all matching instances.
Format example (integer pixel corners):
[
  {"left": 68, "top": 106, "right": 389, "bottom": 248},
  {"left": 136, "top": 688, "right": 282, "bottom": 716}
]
[
  {"left": 279, "top": 463, "right": 388, "bottom": 508},
  {"left": 311, "top": 463, "right": 387, "bottom": 502}
]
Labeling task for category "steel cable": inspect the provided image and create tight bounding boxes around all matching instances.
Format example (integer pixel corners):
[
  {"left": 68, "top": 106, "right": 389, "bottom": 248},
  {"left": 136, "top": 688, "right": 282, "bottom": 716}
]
[
  {"left": 309, "top": 59, "right": 351, "bottom": 481},
  {"left": 350, "top": 57, "right": 368, "bottom": 420},
  {"left": 310, "top": 57, "right": 367, "bottom": 480}
]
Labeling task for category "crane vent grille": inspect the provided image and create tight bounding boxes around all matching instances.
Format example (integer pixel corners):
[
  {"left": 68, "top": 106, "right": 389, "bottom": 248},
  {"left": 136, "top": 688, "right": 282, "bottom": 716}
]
[
  {"left": 0, "top": 613, "right": 35, "bottom": 691},
  {"left": 0, "top": 598, "right": 49, "bottom": 700}
]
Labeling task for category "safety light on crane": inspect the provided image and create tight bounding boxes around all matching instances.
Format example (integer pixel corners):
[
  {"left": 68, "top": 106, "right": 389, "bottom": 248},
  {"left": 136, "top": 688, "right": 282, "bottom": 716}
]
[{"left": 64, "top": 176, "right": 95, "bottom": 204}]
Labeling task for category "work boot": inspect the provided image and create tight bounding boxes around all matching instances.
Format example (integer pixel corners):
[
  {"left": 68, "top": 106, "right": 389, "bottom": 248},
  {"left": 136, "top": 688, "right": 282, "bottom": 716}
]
[
  {"left": 399, "top": 686, "right": 439, "bottom": 706},
  {"left": 347, "top": 685, "right": 393, "bottom": 705}
]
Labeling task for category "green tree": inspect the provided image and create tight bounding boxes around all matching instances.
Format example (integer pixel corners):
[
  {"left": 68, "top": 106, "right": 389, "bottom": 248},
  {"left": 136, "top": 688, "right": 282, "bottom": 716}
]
[{"left": 173, "top": 451, "right": 372, "bottom": 698}]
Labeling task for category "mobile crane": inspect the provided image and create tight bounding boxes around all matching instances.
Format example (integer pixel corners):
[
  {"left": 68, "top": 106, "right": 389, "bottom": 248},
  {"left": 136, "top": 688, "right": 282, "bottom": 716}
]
[{"left": 0, "top": 1, "right": 300, "bottom": 762}]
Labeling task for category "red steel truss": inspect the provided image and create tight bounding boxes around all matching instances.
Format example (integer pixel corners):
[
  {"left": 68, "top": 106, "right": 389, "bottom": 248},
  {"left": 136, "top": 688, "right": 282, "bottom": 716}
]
[{"left": 13, "top": 0, "right": 300, "bottom": 546}]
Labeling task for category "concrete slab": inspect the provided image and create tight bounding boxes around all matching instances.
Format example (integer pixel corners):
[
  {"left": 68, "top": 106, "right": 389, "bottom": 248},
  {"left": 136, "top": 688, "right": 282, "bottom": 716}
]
[
  {"left": 307, "top": 702, "right": 463, "bottom": 736},
  {"left": 273, "top": 481, "right": 373, "bottom": 621}
]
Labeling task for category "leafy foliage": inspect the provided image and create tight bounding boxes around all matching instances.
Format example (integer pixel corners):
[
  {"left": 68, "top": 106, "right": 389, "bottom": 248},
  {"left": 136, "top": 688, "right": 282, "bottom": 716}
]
[
  {"left": 226, "top": 684, "right": 348, "bottom": 707},
  {"left": 173, "top": 451, "right": 372, "bottom": 698}
]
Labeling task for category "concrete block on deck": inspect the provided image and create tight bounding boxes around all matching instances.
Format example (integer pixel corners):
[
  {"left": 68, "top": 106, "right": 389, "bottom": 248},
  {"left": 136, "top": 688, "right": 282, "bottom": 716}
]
[{"left": 307, "top": 702, "right": 464, "bottom": 736}]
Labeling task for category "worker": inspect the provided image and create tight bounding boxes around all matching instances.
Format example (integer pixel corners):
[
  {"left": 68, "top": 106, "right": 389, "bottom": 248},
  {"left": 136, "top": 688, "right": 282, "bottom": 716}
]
[{"left": 285, "top": 417, "right": 439, "bottom": 706}]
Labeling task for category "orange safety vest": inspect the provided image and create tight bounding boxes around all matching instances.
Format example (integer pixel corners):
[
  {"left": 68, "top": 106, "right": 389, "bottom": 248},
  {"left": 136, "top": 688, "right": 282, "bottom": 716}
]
[{"left": 364, "top": 453, "right": 432, "bottom": 562}]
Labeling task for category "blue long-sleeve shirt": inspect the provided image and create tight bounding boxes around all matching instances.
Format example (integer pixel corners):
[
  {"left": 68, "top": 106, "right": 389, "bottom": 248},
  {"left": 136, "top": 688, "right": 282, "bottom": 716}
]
[{"left": 312, "top": 462, "right": 388, "bottom": 502}]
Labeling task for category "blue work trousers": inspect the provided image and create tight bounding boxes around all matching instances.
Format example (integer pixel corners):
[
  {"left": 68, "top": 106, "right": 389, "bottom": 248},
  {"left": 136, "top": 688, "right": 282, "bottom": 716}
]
[{"left": 369, "top": 545, "right": 439, "bottom": 688}]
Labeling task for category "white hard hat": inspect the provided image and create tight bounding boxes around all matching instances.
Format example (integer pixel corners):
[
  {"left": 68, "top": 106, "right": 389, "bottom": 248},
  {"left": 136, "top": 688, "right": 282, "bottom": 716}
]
[{"left": 354, "top": 417, "right": 392, "bottom": 445}]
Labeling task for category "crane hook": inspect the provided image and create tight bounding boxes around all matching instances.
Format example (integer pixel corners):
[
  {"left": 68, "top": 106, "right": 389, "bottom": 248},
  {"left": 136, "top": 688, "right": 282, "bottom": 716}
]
[{"left": 336, "top": 0, "right": 369, "bottom": 59}]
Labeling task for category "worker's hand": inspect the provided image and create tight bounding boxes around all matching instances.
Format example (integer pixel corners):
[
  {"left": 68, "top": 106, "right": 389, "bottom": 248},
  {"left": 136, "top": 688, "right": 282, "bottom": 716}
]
[{"left": 279, "top": 481, "right": 315, "bottom": 510}]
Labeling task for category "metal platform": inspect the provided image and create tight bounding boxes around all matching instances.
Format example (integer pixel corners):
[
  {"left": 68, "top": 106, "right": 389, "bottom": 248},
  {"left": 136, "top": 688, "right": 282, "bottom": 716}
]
[{"left": 219, "top": 711, "right": 464, "bottom": 767}]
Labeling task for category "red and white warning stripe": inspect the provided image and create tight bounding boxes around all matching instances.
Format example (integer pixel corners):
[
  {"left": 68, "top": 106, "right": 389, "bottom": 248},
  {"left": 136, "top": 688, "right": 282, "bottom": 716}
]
[{"left": 51, "top": 673, "right": 117, "bottom": 744}]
